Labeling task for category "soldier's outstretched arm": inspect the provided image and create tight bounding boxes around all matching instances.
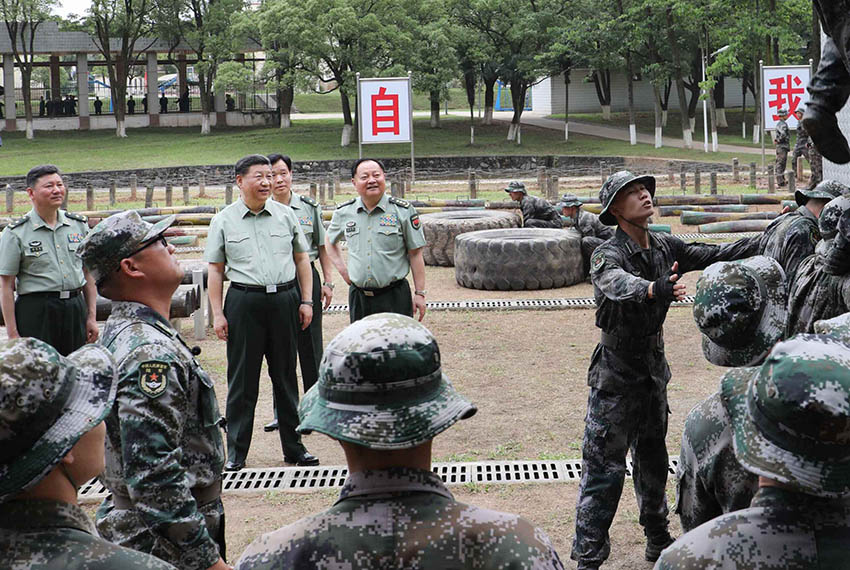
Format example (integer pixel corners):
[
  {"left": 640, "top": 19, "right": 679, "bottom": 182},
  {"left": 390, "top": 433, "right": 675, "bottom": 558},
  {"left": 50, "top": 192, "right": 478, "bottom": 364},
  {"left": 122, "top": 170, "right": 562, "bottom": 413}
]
[{"left": 590, "top": 247, "right": 652, "bottom": 302}]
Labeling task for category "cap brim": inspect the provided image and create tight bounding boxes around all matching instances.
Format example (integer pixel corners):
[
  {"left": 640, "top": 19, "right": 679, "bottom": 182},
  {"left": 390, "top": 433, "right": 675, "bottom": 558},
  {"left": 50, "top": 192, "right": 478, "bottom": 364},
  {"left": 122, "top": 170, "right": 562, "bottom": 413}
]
[
  {"left": 297, "top": 373, "right": 477, "bottom": 450},
  {"left": 0, "top": 344, "right": 116, "bottom": 502},
  {"left": 599, "top": 175, "right": 656, "bottom": 226},
  {"left": 143, "top": 214, "right": 176, "bottom": 242},
  {"left": 700, "top": 256, "right": 787, "bottom": 367}
]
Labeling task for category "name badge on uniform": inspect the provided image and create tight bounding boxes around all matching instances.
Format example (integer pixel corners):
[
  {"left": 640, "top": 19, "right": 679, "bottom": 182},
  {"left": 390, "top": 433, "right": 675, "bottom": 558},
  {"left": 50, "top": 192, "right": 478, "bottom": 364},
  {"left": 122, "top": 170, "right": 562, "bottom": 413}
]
[
  {"left": 28, "top": 240, "right": 44, "bottom": 255},
  {"left": 379, "top": 214, "right": 399, "bottom": 227},
  {"left": 345, "top": 221, "right": 357, "bottom": 235}
]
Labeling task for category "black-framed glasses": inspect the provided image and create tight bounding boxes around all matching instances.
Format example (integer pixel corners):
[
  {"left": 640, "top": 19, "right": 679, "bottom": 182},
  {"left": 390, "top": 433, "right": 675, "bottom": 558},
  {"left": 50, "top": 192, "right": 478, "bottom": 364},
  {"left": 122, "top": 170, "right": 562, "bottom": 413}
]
[{"left": 116, "top": 235, "right": 168, "bottom": 272}]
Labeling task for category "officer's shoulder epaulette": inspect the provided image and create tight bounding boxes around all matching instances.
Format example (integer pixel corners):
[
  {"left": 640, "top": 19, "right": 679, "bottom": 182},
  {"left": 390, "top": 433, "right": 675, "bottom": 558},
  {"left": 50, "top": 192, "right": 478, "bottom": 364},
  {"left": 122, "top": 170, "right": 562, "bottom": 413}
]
[
  {"left": 388, "top": 197, "right": 410, "bottom": 208},
  {"left": 300, "top": 195, "right": 318, "bottom": 207},
  {"left": 7, "top": 215, "right": 29, "bottom": 229},
  {"left": 336, "top": 199, "right": 356, "bottom": 209},
  {"left": 65, "top": 211, "right": 88, "bottom": 223}
]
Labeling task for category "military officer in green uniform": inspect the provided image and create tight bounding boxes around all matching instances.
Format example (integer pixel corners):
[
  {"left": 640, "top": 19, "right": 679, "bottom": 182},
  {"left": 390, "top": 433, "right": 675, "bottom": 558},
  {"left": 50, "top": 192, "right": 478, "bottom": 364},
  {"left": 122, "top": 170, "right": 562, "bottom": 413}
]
[
  {"left": 263, "top": 154, "right": 334, "bottom": 433},
  {"left": 325, "top": 158, "right": 427, "bottom": 323},
  {"left": 0, "top": 165, "right": 98, "bottom": 355},
  {"left": 0, "top": 337, "right": 176, "bottom": 570},
  {"left": 206, "top": 154, "right": 317, "bottom": 471},
  {"left": 77, "top": 210, "right": 229, "bottom": 570}
]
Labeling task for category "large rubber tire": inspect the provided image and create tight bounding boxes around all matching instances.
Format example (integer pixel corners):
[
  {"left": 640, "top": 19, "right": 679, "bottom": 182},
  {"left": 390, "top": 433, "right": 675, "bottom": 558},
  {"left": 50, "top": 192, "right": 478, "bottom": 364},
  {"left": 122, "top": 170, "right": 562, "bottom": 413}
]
[
  {"left": 454, "top": 228, "right": 584, "bottom": 290},
  {"left": 421, "top": 210, "right": 520, "bottom": 266}
]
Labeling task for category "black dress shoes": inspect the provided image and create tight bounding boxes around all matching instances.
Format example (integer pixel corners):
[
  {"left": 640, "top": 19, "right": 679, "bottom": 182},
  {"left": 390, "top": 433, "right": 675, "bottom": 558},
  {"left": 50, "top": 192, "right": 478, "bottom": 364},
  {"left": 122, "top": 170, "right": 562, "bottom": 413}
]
[
  {"left": 224, "top": 461, "right": 245, "bottom": 472},
  {"left": 284, "top": 452, "right": 320, "bottom": 466},
  {"left": 263, "top": 420, "right": 279, "bottom": 432}
]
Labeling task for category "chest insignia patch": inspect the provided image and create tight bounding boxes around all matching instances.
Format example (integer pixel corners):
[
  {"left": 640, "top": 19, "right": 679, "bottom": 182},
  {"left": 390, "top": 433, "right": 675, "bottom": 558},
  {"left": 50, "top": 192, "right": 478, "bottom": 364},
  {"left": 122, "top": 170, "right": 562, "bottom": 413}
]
[
  {"left": 591, "top": 251, "right": 605, "bottom": 272},
  {"left": 410, "top": 213, "right": 421, "bottom": 230},
  {"left": 67, "top": 233, "right": 84, "bottom": 244},
  {"left": 379, "top": 214, "right": 399, "bottom": 227},
  {"left": 138, "top": 361, "right": 170, "bottom": 398},
  {"left": 345, "top": 221, "right": 357, "bottom": 235}
]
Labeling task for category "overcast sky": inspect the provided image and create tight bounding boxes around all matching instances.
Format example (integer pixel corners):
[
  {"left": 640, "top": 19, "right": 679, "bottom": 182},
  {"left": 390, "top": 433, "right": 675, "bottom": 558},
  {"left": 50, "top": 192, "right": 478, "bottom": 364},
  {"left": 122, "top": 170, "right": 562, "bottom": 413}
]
[{"left": 56, "top": 0, "right": 91, "bottom": 17}]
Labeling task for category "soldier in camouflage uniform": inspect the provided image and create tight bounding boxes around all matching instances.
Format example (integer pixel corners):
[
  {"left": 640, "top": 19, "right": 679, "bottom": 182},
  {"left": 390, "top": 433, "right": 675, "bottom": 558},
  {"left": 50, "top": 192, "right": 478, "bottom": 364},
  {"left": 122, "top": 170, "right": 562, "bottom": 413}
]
[
  {"left": 506, "top": 180, "right": 563, "bottom": 228},
  {"left": 77, "top": 211, "right": 229, "bottom": 570},
  {"left": 675, "top": 256, "right": 786, "bottom": 532},
  {"left": 786, "top": 193, "right": 850, "bottom": 336},
  {"left": 0, "top": 337, "right": 175, "bottom": 569},
  {"left": 572, "top": 171, "right": 756, "bottom": 570},
  {"left": 656, "top": 333, "right": 850, "bottom": 569},
  {"left": 793, "top": 108, "right": 824, "bottom": 189},
  {"left": 773, "top": 108, "right": 791, "bottom": 186},
  {"left": 559, "top": 193, "right": 614, "bottom": 276},
  {"left": 234, "top": 313, "right": 565, "bottom": 570}
]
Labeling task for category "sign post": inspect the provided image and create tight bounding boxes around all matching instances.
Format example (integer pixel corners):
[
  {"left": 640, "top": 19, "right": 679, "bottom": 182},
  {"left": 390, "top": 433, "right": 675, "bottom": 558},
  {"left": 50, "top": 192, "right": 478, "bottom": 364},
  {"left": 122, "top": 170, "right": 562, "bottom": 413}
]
[
  {"left": 761, "top": 63, "right": 811, "bottom": 170},
  {"left": 357, "top": 72, "right": 415, "bottom": 181}
]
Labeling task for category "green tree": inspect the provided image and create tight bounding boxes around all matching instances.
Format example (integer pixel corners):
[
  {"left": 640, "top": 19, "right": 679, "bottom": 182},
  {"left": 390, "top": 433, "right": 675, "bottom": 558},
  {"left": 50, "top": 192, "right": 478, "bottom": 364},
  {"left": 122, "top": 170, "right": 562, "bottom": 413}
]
[{"left": 0, "top": 0, "right": 56, "bottom": 139}]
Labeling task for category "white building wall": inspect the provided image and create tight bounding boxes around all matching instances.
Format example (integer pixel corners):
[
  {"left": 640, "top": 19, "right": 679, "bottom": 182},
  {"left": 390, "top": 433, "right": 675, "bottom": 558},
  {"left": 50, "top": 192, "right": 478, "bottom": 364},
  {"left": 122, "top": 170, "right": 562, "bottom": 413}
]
[{"left": 531, "top": 69, "right": 746, "bottom": 114}]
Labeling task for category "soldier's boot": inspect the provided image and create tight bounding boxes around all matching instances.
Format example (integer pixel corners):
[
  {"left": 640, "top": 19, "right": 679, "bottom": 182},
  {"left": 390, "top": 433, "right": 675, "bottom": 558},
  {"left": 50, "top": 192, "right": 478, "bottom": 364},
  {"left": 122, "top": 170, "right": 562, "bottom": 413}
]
[
  {"left": 644, "top": 528, "right": 675, "bottom": 562},
  {"left": 804, "top": 35, "right": 850, "bottom": 164}
]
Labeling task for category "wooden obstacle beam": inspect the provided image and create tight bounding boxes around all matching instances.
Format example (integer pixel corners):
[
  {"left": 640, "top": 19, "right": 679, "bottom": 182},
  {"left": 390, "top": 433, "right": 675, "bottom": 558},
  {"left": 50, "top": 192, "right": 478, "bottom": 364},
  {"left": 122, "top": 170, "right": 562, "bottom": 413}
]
[
  {"left": 658, "top": 205, "right": 750, "bottom": 216},
  {"left": 166, "top": 235, "right": 198, "bottom": 246},
  {"left": 681, "top": 211, "right": 779, "bottom": 225},
  {"left": 74, "top": 205, "right": 219, "bottom": 218},
  {"left": 697, "top": 220, "right": 773, "bottom": 233}
]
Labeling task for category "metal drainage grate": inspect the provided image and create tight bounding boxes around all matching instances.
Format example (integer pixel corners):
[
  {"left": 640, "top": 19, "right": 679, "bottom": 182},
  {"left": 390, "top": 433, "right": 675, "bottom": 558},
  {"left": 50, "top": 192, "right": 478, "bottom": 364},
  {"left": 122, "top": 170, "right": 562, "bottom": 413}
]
[
  {"left": 327, "top": 296, "right": 694, "bottom": 315},
  {"left": 78, "top": 457, "right": 681, "bottom": 500}
]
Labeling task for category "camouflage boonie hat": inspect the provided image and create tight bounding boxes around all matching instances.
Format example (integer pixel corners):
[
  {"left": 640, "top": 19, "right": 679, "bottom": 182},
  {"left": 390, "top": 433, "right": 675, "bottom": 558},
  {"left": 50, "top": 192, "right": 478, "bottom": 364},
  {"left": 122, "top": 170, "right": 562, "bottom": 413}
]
[
  {"left": 795, "top": 178, "right": 848, "bottom": 206},
  {"left": 77, "top": 210, "right": 175, "bottom": 285},
  {"left": 694, "top": 256, "right": 787, "bottom": 367},
  {"left": 598, "top": 170, "right": 656, "bottom": 225},
  {"left": 818, "top": 194, "right": 850, "bottom": 240},
  {"left": 297, "top": 313, "right": 477, "bottom": 449},
  {"left": 814, "top": 311, "right": 850, "bottom": 343},
  {"left": 0, "top": 338, "right": 116, "bottom": 502},
  {"left": 727, "top": 334, "right": 850, "bottom": 497},
  {"left": 557, "top": 193, "right": 584, "bottom": 208},
  {"left": 503, "top": 181, "right": 527, "bottom": 194}
]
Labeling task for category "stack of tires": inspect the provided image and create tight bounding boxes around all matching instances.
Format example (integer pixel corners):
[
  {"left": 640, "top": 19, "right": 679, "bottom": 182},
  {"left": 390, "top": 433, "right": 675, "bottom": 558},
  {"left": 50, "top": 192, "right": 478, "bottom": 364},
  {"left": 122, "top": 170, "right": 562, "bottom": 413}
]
[
  {"left": 454, "top": 228, "right": 584, "bottom": 290},
  {"left": 420, "top": 210, "right": 520, "bottom": 266}
]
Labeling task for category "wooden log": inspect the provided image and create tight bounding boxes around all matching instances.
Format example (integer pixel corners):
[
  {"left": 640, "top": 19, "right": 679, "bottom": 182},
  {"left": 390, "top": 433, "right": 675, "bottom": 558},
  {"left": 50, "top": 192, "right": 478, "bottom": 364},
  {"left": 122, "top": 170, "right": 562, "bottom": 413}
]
[
  {"left": 739, "top": 193, "right": 794, "bottom": 204},
  {"left": 109, "top": 180, "right": 117, "bottom": 206},
  {"left": 697, "top": 220, "right": 772, "bottom": 233},
  {"left": 648, "top": 223, "right": 671, "bottom": 233},
  {"left": 655, "top": 195, "right": 740, "bottom": 206},
  {"left": 5, "top": 184, "right": 12, "bottom": 214},
  {"left": 86, "top": 185, "right": 94, "bottom": 211},
  {"left": 164, "top": 226, "right": 209, "bottom": 238},
  {"left": 658, "top": 205, "right": 750, "bottom": 216},
  {"left": 144, "top": 213, "right": 216, "bottom": 225},
  {"left": 165, "top": 235, "right": 198, "bottom": 246},
  {"left": 75, "top": 205, "right": 218, "bottom": 218},
  {"left": 681, "top": 211, "right": 779, "bottom": 225}
]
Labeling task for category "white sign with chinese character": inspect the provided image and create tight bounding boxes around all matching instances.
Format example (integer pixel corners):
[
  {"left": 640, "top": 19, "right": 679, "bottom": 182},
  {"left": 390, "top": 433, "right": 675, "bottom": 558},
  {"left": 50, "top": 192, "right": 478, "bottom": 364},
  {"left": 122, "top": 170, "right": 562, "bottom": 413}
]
[
  {"left": 357, "top": 77, "right": 412, "bottom": 144},
  {"left": 762, "top": 65, "right": 810, "bottom": 130}
]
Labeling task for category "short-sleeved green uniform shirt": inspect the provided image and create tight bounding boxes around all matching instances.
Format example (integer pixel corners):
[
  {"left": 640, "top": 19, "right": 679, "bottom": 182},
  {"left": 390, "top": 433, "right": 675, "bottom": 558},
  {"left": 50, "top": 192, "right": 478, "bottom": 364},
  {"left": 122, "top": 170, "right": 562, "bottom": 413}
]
[
  {"left": 204, "top": 198, "right": 308, "bottom": 285},
  {"left": 326, "top": 194, "right": 426, "bottom": 289},
  {"left": 0, "top": 208, "right": 88, "bottom": 294},
  {"left": 287, "top": 192, "right": 325, "bottom": 262}
]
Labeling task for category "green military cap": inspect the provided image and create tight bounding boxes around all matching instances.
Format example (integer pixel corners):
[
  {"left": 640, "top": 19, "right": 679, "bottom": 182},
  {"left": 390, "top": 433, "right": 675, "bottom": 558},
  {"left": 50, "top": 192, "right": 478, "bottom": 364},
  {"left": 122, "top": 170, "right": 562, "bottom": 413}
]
[
  {"left": 503, "top": 181, "right": 527, "bottom": 194},
  {"left": 557, "top": 193, "right": 584, "bottom": 208},
  {"left": 725, "top": 334, "right": 850, "bottom": 498},
  {"left": 598, "top": 170, "right": 656, "bottom": 225},
  {"left": 0, "top": 338, "right": 116, "bottom": 502},
  {"left": 814, "top": 311, "right": 850, "bottom": 342},
  {"left": 795, "top": 178, "right": 848, "bottom": 206},
  {"left": 694, "top": 256, "right": 787, "bottom": 367},
  {"left": 297, "top": 313, "right": 477, "bottom": 449},
  {"left": 818, "top": 194, "right": 850, "bottom": 240},
  {"left": 77, "top": 210, "right": 175, "bottom": 285}
]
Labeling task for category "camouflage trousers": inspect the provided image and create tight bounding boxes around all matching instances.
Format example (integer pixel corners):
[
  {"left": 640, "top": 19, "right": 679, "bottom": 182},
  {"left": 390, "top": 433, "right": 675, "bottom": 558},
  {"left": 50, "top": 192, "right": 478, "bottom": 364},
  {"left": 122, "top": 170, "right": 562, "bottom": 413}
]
[
  {"left": 775, "top": 147, "right": 790, "bottom": 186},
  {"left": 571, "top": 384, "right": 671, "bottom": 567},
  {"left": 96, "top": 497, "right": 226, "bottom": 568},
  {"left": 809, "top": 149, "right": 824, "bottom": 189}
]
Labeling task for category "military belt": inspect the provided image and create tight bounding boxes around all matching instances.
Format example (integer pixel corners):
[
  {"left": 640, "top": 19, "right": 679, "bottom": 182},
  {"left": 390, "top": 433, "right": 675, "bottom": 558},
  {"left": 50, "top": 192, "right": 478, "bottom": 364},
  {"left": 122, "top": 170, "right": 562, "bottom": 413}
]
[
  {"left": 19, "top": 287, "right": 83, "bottom": 299},
  {"left": 230, "top": 279, "right": 296, "bottom": 294},
  {"left": 110, "top": 479, "right": 222, "bottom": 510},
  {"left": 600, "top": 331, "right": 663, "bottom": 351},
  {"left": 356, "top": 279, "right": 405, "bottom": 297}
]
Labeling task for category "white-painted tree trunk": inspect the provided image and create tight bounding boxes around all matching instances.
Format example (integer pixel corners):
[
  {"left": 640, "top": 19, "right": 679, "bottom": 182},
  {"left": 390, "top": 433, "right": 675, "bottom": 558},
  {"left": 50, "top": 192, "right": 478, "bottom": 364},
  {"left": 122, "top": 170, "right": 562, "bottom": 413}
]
[
  {"left": 430, "top": 109, "right": 439, "bottom": 128},
  {"left": 752, "top": 122, "right": 760, "bottom": 144},
  {"left": 341, "top": 124, "right": 352, "bottom": 146},
  {"left": 470, "top": 126, "right": 474, "bottom": 144},
  {"left": 115, "top": 120, "right": 126, "bottom": 138},
  {"left": 564, "top": 122, "right": 569, "bottom": 142},
  {"left": 483, "top": 106, "right": 494, "bottom": 125},
  {"left": 507, "top": 122, "right": 518, "bottom": 141},
  {"left": 716, "top": 108, "right": 728, "bottom": 127},
  {"left": 280, "top": 113, "right": 291, "bottom": 128},
  {"left": 683, "top": 128, "right": 693, "bottom": 149},
  {"left": 689, "top": 117, "right": 695, "bottom": 132},
  {"left": 25, "top": 120, "right": 33, "bottom": 140},
  {"left": 711, "top": 130, "right": 718, "bottom": 152},
  {"left": 629, "top": 123, "right": 637, "bottom": 145},
  {"left": 602, "top": 105, "right": 611, "bottom": 120},
  {"left": 662, "top": 110, "right": 668, "bottom": 127},
  {"left": 200, "top": 113, "right": 210, "bottom": 135},
  {"left": 742, "top": 122, "right": 747, "bottom": 139},
  {"left": 655, "top": 127, "right": 662, "bottom": 148}
]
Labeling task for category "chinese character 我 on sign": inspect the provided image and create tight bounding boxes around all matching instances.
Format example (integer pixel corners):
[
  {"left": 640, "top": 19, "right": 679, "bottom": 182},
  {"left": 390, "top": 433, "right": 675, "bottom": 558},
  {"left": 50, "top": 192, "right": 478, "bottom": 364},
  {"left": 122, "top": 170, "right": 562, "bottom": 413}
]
[
  {"left": 768, "top": 74, "right": 804, "bottom": 121},
  {"left": 372, "top": 87, "right": 400, "bottom": 136}
]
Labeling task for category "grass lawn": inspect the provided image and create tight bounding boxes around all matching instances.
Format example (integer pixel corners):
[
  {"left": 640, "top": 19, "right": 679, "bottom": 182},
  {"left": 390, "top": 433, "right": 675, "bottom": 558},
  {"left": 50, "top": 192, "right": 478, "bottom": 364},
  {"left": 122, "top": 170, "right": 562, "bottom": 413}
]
[
  {"left": 552, "top": 107, "right": 794, "bottom": 150},
  {"left": 0, "top": 116, "right": 762, "bottom": 176}
]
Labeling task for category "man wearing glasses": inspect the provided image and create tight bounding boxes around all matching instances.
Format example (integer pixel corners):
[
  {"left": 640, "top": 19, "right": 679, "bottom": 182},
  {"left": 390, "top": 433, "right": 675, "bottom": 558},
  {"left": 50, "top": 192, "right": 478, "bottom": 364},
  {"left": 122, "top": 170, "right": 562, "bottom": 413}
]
[
  {"left": 206, "top": 155, "right": 317, "bottom": 471},
  {"left": 77, "top": 210, "right": 229, "bottom": 570},
  {"left": 0, "top": 164, "right": 98, "bottom": 355}
]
